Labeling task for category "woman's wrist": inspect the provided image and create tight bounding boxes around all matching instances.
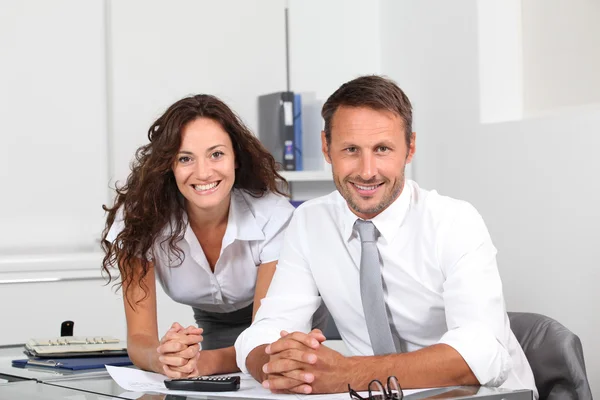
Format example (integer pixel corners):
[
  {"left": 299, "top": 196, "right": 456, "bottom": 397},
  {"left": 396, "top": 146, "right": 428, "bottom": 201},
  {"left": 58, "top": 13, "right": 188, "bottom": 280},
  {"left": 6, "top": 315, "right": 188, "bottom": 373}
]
[{"left": 149, "top": 350, "right": 163, "bottom": 374}]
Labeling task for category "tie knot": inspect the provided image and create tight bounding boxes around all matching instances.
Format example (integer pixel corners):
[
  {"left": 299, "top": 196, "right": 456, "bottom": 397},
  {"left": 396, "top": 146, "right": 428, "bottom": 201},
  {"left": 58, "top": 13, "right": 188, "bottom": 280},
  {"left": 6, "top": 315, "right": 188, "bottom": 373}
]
[{"left": 354, "top": 219, "right": 378, "bottom": 243}]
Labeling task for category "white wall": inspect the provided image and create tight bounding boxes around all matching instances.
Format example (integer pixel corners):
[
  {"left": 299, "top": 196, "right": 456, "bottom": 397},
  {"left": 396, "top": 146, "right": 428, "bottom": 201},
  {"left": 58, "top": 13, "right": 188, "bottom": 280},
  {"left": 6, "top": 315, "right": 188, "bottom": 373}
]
[
  {"left": 108, "top": 0, "right": 288, "bottom": 185},
  {"left": 381, "top": 0, "right": 600, "bottom": 396},
  {"left": 522, "top": 0, "right": 600, "bottom": 115},
  {"left": 477, "top": 0, "right": 523, "bottom": 123},
  {"left": 0, "top": 0, "right": 108, "bottom": 255},
  {"left": 288, "top": 0, "right": 382, "bottom": 100},
  {"left": 0, "top": 0, "right": 381, "bottom": 344}
]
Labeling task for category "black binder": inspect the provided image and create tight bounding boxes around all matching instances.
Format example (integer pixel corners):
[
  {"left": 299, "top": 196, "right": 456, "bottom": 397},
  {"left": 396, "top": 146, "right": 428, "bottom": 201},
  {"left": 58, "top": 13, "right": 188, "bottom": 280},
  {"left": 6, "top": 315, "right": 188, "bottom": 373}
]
[{"left": 258, "top": 91, "right": 297, "bottom": 170}]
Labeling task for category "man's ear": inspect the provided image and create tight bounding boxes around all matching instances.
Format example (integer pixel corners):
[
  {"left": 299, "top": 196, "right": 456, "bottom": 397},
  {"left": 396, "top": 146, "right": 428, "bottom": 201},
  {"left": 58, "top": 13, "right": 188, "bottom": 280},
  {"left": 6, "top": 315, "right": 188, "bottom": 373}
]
[
  {"left": 321, "top": 131, "right": 332, "bottom": 164},
  {"left": 406, "top": 132, "right": 416, "bottom": 164}
]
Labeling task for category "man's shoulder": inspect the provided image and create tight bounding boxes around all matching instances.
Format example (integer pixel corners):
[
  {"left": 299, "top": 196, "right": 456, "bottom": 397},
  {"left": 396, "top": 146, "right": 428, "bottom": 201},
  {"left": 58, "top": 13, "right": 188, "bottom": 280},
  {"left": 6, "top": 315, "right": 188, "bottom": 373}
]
[
  {"left": 294, "top": 190, "right": 344, "bottom": 216},
  {"left": 410, "top": 181, "right": 480, "bottom": 224}
]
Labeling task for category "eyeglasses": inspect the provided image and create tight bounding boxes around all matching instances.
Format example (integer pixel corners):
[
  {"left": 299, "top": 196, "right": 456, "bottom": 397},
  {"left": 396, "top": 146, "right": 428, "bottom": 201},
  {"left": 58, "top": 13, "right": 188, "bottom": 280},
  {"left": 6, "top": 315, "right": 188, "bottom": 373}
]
[{"left": 348, "top": 376, "right": 403, "bottom": 400}]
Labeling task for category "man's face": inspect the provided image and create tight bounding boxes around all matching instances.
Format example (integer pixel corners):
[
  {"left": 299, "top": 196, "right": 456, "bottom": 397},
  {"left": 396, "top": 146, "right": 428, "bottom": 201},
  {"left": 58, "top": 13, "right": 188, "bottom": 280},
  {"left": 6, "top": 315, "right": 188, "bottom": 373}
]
[{"left": 322, "top": 106, "right": 415, "bottom": 220}]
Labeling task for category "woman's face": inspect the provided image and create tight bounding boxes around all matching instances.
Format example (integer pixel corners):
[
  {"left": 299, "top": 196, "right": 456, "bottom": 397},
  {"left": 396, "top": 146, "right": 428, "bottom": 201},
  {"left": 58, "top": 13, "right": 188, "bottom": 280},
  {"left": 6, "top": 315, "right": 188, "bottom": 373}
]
[{"left": 173, "top": 117, "right": 236, "bottom": 213}]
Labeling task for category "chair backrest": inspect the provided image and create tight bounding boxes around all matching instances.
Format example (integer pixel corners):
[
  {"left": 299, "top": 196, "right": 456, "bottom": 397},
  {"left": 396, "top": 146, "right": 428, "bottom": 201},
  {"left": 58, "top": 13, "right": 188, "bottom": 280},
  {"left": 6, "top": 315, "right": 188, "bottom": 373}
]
[
  {"left": 508, "top": 312, "right": 593, "bottom": 400},
  {"left": 321, "top": 307, "right": 342, "bottom": 340}
]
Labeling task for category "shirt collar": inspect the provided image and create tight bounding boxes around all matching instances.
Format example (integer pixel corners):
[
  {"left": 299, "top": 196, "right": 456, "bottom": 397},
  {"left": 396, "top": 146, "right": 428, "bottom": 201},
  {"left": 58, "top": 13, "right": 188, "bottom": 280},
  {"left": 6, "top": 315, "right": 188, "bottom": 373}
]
[
  {"left": 341, "top": 180, "right": 412, "bottom": 244},
  {"left": 223, "top": 189, "right": 266, "bottom": 242},
  {"left": 160, "top": 189, "right": 265, "bottom": 243}
]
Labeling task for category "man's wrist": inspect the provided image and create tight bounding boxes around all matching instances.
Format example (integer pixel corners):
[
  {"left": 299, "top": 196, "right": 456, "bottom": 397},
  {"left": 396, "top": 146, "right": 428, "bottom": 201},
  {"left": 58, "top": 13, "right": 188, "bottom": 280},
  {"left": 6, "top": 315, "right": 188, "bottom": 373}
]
[
  {"left": 247, "top": 345, "right": 269, "bottom": 382},
  {"left": 343, "top": 356, "right": 370, "bottom": 390},
  {"left": 332, "top": 356, "right": 355, "bottom": 391}
]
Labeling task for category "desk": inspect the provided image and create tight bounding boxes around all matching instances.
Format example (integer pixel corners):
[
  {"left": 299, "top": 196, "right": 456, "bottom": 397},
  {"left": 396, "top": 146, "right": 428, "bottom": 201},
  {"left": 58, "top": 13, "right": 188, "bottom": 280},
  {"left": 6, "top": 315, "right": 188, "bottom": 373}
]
[
  {"left": 0, "top": 380, "right": 118, "bottom": 399},
  {"left": 0, "top": 345, "right": 534, "bottom": 399}
]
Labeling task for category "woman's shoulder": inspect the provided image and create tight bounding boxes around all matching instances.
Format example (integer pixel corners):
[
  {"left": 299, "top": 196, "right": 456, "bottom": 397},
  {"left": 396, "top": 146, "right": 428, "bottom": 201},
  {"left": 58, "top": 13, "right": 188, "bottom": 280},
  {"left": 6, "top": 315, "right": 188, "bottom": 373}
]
[{"left": 233, "top": 189, "right": 294, "bottom": 222}]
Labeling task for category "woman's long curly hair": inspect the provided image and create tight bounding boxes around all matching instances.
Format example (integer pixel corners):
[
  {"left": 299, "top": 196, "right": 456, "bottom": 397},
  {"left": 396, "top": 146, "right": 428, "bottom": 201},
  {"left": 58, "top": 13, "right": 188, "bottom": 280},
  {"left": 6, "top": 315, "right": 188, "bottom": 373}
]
[{"left": 101, "top": 94, "right": 288, "bottom": 304}]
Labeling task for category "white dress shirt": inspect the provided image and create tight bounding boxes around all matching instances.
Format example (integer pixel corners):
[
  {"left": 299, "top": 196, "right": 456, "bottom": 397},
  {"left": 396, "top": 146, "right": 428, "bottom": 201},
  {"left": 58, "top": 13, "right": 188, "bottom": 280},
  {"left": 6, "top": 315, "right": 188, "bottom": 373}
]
[
  {"left": 235, "top": 180, "right": 537, "bottom": 397},
  {"left": 107, "top": 189, "right": 294, "bottom": 313}
]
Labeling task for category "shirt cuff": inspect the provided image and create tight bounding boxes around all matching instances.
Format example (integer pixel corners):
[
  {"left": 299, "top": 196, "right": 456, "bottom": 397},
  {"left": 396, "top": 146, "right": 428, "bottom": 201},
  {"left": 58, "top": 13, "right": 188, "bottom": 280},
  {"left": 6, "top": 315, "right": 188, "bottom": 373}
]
[
  {"left": 438, "top": 323, "right": 512, "bottom": 386},
  {"left": 234, "top": 296, "right": 321, "bottom": 374},
  {"left": 234, "top": 324, "right": 280, "bottom": 374}
]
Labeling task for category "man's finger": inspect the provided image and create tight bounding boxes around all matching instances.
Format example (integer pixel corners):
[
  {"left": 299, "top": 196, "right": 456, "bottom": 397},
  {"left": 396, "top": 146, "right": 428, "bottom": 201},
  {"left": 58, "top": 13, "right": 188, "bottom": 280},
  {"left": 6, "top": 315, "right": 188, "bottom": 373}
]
[
  {"left": 266, "top": 332, "right": 320, "bottom": 354},
  {"left": 263, "top": 358, "right": 307, "bottom": 375},
  {"left": 281, "top": 369, "right": 315, "bottom": 384},
  {"left": 308, "top": 329, "right": 327, "bottom": 342},
  {"left": 280, "top": 329, "right": 325, "bottom": 342},
  {"left": 267, "top": 348, "right": 318, "bottom": 367},
  {"left": 262, "top": 376, "right": 312, "bottom": 393}
]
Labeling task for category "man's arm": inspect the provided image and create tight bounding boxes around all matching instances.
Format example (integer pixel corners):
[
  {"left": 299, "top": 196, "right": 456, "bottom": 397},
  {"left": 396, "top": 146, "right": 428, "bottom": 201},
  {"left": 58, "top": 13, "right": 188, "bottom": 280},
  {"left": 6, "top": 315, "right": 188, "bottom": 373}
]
[
  {"left": 263, "top": 334, "right": 476, "bottom": 393},
  {"left": 345, "top": 344, "right": 477, "bottom": 390},
  {"left": 234, "top": 210, "right": 322, "bottom": 377},
  {"left": 435, "top": 203, "right": 514, "bottom": 387}
]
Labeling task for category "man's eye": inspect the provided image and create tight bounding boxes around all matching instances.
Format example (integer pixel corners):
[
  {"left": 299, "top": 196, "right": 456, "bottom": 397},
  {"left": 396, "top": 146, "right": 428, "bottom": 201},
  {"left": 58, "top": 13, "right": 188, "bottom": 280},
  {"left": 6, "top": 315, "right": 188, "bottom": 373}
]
[
  {"left": 377, "top": 146, "right": 389, "bottom": 152},
  {"left": 345, "top": 147, "right": 357, "bottom": 153}
]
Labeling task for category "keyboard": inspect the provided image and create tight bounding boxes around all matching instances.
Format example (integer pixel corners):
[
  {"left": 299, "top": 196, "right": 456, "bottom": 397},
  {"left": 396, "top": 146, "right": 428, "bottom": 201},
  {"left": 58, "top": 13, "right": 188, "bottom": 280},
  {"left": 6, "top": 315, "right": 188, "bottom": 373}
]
[{"left": 25, "top": 336, "right": 127, "bottom": 358}]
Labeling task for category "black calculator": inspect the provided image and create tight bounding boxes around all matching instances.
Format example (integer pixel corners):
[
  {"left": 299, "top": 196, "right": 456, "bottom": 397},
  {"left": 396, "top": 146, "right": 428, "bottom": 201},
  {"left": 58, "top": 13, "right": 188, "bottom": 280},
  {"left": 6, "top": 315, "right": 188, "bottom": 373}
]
[{"left": 164, "top": 376, "right": 241, "bottom": 392}]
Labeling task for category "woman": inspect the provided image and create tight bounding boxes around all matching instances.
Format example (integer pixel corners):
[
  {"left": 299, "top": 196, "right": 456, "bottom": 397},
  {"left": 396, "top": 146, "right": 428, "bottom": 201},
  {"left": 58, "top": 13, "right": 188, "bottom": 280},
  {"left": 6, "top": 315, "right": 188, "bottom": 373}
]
[{"left": 101, "top": 94, "right": 296, "bottom": 378}]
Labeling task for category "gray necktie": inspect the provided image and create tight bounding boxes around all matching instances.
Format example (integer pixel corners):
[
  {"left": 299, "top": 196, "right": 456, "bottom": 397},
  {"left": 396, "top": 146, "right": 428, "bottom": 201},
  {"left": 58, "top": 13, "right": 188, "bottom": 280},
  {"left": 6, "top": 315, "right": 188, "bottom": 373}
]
[{"left": 355, "top": 219, "right": 397, "bottom": 355}]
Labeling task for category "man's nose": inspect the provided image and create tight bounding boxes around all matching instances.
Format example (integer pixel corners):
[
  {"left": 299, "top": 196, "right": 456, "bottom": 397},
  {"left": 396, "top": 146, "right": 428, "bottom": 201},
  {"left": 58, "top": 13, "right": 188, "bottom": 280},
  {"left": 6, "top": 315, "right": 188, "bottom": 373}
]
[{"left": 359, "top": 153, "right": 376, "bottom": 180}]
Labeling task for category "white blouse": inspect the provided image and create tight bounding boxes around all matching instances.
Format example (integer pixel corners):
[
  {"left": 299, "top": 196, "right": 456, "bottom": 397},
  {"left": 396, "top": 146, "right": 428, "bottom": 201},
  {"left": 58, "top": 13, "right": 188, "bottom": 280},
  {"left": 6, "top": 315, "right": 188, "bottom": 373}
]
[{"left": 107, "top": 189, "right": 294, "bottom": 313}]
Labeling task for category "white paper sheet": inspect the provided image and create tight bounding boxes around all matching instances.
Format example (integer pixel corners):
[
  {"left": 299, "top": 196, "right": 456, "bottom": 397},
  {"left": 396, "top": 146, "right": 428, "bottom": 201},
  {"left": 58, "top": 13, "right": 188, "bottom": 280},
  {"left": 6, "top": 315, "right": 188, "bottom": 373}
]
[
  {"left": 106, "top": 365, "right": 428, "bottom": 399},
  {"left": 107, "top": 365, "right": 296, "bottom": 398}
]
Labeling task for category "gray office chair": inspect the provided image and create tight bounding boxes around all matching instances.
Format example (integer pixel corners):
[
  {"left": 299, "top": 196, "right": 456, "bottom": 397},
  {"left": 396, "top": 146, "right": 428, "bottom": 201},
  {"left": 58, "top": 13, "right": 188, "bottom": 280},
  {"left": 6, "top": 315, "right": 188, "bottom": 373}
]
[
  {"left": 508, "top": 312, "right": 593, "bottom": 400},
  {"left": 321, "top": 308, "right": 342, "bottom": 340}
]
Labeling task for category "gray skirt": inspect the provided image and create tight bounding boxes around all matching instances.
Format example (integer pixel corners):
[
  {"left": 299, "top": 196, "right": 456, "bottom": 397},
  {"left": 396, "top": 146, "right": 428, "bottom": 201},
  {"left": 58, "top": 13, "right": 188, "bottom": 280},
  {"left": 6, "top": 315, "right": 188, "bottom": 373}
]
[{"left": 192, "top": 302, "right": 329, "bottom": 350}]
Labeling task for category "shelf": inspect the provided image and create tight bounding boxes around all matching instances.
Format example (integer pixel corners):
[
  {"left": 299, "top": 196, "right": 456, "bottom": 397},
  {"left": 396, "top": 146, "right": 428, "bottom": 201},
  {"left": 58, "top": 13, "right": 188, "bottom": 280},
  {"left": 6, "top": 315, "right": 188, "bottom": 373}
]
[{"left": 279, "top": 170, "right": 332, "bottom": 182}]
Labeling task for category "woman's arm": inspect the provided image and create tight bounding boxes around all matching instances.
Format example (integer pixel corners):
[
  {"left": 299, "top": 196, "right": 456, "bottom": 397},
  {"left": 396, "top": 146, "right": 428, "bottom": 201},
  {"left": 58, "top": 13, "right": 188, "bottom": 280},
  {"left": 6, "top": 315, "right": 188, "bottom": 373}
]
[
  {"left": 192, "top": 260, "right": 278, "bottom": 376},
  {"left": 124, "top": 259, "right": 203, "bottom": 377},
  {"left": 252, "top": 260, "right": 278, "bottom": 319},
  {"left": 122, "top": 259, "right": 163, "bottom": 373}
]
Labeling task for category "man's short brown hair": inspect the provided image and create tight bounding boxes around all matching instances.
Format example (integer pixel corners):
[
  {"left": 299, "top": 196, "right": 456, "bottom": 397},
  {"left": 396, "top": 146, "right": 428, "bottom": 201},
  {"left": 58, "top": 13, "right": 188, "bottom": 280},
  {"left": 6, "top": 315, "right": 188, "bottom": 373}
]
[{"left": 321, "top": 75, "right": 413, "bottom": 147}]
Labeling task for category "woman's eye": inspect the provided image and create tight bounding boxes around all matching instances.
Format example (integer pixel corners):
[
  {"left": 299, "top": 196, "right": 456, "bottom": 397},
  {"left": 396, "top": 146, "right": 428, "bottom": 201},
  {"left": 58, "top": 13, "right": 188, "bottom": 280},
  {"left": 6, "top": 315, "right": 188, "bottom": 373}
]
[
  {"left": 178, "top": 156, "right": 191, "bottom": 163},
  {"left": 211, "top": 151, "right": 224, "bottom": 159}
]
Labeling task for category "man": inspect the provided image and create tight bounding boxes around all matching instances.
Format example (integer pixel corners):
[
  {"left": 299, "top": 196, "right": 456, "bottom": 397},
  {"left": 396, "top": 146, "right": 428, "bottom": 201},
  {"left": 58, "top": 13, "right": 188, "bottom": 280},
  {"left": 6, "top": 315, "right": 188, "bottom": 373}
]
[{"left": 234, "top": 75, "right": 537, "bottom": 398}]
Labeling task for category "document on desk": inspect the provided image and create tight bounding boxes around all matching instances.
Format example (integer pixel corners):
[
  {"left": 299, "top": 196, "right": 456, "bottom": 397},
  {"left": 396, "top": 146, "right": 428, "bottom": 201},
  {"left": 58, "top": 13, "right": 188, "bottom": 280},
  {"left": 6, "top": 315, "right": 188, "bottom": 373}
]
[
  {"left": 106, "top": 365, "right": 428, "bottom": 399},
  {"left": 107, "top": 365, "right": 302, "bottom": 399}
]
